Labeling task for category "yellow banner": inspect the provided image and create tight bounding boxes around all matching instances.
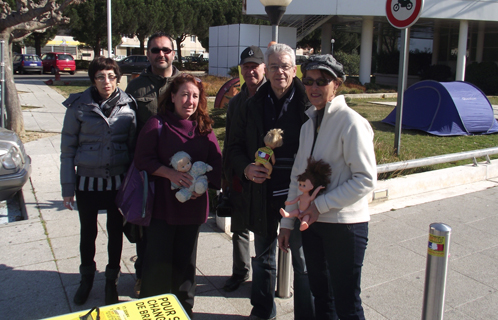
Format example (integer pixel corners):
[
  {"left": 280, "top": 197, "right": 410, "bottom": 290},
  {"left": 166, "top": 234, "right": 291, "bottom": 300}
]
[{"left": 42, "top": 294, "right": 190, "bottom": 320}]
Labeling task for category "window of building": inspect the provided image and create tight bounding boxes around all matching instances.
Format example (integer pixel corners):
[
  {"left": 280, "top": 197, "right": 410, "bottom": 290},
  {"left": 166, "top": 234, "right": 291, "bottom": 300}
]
[{"left": 190, "top": 35, "right": 196, "bottom": 42}]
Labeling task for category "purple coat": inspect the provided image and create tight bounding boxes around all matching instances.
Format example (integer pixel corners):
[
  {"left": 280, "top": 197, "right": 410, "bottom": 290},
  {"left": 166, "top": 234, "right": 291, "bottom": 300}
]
[{"left": 134, "top": 110, "right": 222, "bottom": 225}]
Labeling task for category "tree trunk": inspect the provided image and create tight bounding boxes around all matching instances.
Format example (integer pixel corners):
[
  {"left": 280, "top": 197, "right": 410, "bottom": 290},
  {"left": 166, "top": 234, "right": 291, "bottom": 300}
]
[
  {"left": 2, "top": 31, "right": 24, "bottom": 135},
  {"left": 176, "top": 38, "right": 183, "bottom": 65},
  {"left": 34, "top": 33, "right": 42, "bottom": 57},
  {"left": 94, "top": 39, "right": 102, "bottom": 57},
  {"left": 139, "top": 36, "right": 145, "bottom": 55}
]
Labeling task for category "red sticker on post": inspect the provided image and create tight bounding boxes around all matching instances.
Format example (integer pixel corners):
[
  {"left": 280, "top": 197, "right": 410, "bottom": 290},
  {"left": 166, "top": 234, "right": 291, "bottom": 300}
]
[{"left": 428, "top": 234, "right": 445, "bottom": 257}]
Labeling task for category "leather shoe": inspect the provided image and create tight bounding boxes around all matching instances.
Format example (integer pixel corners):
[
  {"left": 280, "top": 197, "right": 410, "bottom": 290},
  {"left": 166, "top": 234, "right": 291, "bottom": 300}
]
[{"left": 223, "top": 274, "right": 249, "bottom": 292}]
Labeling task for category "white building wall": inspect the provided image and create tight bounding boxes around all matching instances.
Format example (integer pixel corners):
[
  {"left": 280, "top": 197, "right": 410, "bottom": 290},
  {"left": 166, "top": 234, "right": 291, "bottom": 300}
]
[
  {"left": 246, "top": 0, "right": 498, "bottom": 21},
  {"left": 209, "top": 24, "right": 297, "bottom": 77}
]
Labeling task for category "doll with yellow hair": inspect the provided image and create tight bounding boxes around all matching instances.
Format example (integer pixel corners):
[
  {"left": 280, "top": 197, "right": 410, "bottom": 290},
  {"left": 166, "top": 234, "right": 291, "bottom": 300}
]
[{"left": 254, "top": 128, "right": 283, "bottom": 179}]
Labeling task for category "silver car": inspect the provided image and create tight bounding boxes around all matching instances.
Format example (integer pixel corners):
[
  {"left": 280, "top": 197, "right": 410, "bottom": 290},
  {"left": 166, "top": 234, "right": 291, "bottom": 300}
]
[{"left": 0, "top": 128, "right": 31, "bottom": 201}]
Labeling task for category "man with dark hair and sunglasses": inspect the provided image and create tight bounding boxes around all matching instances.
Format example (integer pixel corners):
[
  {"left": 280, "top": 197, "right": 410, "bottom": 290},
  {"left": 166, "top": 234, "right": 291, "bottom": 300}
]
[
  {"left": 125, "top": 32, "right": 179, "bottom": 298},
  {"left": 126, "top": 32, "right": 180, "bottom": 133}
]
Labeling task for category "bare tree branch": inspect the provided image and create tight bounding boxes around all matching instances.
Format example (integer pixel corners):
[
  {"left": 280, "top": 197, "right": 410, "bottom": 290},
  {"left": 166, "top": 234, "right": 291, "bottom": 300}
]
[{"left": 1, "top": 0, "right": 83, "bottom": 32}]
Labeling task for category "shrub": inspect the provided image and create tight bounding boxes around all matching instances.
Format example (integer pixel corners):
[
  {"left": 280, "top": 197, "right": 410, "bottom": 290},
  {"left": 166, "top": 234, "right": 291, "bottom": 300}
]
[
  {"left": 334, "top": 50, "right": 360, "bottom": 76},
  {"left": 228, "top": 66, "right": 239, "bottom": 78},
  {"left": 183, "top": 61, "right": 208, "bottom": 72},
  {"left": 376, "top": 50, "right": 432, "bottom": 76},
  {"left": 75, "top": 60, "right": 91, "bottom": 70},
  {"left": 465, "top": 61, "right": 498, "bottom": 95},
  {"left": 420, "top": 64, "right": 453, "bottom": 82}
]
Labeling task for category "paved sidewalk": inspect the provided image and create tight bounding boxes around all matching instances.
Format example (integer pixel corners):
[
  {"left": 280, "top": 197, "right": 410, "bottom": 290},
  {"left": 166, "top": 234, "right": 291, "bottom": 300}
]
[
  {"left": 17, "top": 79, "right": 67, "bottom": 133},
  {"left": 1, "top": 79, "right": 497, "bottom": 320}
]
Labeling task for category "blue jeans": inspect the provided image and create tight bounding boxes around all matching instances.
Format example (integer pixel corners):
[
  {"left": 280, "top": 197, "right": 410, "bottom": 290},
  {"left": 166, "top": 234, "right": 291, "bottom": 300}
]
[
  {"left": 250, "top": 203, "right": 315, "bottom": 319},
  {"left": 289, "top": 219, "right": 315, "bottom": 319},
  {"left": 302, "top": 222, "right": 368, "bottom": 320}
]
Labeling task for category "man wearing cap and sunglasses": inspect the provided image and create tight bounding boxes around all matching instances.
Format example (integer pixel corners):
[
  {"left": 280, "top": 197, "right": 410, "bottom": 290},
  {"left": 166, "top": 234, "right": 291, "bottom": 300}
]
[
  {"left": 125, "top": 32, "right": 180, "bottom": 298},
  {"left": 222, "top": 45, "right": 266, "bottom": 293}
]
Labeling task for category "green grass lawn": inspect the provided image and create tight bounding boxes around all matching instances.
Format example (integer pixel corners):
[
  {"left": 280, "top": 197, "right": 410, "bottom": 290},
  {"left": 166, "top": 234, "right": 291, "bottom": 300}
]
[{"left": 53, "top": 83, "right": 498, "bottom": 179}]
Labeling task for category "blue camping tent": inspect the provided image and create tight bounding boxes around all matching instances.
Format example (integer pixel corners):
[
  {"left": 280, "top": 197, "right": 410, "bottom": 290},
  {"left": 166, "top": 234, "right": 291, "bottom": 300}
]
[{"left": 382, "top": 80, "right": 498, "bottom": 136}]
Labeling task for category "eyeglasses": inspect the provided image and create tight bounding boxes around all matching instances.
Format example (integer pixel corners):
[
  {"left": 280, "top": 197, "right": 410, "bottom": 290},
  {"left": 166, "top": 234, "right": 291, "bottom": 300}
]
[
  {"left": 95, "top": 74, "right": 117, "bottom": 82},
  {"left": 268, "top": 64, "right": 293, "bottom": 73},
  {"left": 150, "top": 47, "right": 173, "bottom": 54},
  {"left": 301, "top": 77, "right": 333, "bottom": 87}
]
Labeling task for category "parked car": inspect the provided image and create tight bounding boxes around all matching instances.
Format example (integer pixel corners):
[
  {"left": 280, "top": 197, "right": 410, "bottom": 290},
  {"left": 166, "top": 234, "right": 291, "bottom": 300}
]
[
  {"left": 0, "top": 128, "right": 31, "bottom": 201},
  {"left": 113, "top": 55, "right": 127, "bottom": 61},
  {"left": 41, "top": 52, "right": 76, "bottom": 75},
  {"left": 13, "top": 54, "right": 43, "bottom": 74},
  {"left": 117, "top": 55, "right": 150, "bottom": 74}
]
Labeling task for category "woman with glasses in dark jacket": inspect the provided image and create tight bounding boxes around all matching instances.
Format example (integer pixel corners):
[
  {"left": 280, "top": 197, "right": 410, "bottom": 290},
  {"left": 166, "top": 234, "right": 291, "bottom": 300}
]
[{"left": 60, "top": 56, "right": 137, "bottom": 306}]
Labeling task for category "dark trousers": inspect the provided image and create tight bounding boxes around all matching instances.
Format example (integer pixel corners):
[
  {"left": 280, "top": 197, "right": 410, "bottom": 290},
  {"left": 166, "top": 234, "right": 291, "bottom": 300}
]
[
  {"left": 75, "top": 190, "right": 123, "bottom": 269},
  {"left": 135, "top": 229, "right": 147, "bottom": 279},
  {"left": 232, "top": 228, "right": 251, "bottom": 277},
  {"left": 251, "top": 200, "right": 314, "bottom": 320},
  {"left": 139, "top": 218, "right": 200, "bottom": 316},
  {"left": 302, "top": 222, "right": 368, "bottom": 320}
]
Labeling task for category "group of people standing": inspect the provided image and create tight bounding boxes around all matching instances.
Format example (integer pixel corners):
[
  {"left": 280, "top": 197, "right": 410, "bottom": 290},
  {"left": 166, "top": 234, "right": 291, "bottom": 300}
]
[{"left": 60, "top": 31, "right": 377, "bottom": 320}]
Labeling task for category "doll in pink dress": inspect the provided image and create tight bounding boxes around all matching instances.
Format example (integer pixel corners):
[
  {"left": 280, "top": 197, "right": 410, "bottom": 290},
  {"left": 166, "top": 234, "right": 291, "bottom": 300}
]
[{"left": 280, "top": 158, "right": 331, "bottom": 231}]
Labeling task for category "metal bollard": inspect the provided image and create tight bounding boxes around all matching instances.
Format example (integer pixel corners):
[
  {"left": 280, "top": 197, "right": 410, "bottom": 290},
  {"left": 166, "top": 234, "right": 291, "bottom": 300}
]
[
  {"left": 276, "top": 248, "right": 292, "bottom": 298},
  {"left": 421, "top": 223, "right": 452, "bottom": 320}
]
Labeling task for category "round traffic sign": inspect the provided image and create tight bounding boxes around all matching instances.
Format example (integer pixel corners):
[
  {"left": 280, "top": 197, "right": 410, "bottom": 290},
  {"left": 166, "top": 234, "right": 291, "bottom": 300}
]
[{"left": 386, "top": 0, "right": 424, "bottom": 29}]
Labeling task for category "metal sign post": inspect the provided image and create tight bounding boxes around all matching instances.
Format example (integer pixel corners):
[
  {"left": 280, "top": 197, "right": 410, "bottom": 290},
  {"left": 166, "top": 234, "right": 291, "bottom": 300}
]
[
  {"left": 394, "top": 28, "right": 409, "bottom": 154},
  {"left": 385, "top": 0, "right": 424, "bottom": 155}
]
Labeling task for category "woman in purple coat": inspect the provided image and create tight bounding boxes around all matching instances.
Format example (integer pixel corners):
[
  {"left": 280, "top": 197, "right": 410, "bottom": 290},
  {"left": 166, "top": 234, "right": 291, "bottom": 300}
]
[{"left": 134, "top": 74, "right": 222, "bottom": 317}]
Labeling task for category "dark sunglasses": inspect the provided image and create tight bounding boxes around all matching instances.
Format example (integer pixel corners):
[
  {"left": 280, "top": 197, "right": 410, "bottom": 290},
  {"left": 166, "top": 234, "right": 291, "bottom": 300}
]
[
  {"left": 150, "top": 47, "right": 173, "bottom": 54},
  {"left": 302, "top": 77, "right": 333, "bottom": 87}
]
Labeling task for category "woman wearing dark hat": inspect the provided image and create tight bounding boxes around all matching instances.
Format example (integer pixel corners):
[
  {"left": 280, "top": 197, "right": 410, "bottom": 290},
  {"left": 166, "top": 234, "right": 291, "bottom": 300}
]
[{"left": 278, "top": 54, "right": 377, "bottom": 320}]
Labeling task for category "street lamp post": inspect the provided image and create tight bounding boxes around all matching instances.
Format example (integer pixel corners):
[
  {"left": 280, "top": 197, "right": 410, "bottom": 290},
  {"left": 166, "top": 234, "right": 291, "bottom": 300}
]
[
  {"left": 260, "top": 0, "right": 292, "bottom": 42},
  {"left": 331, "top": 39, "right": 335, "bottom": 55}
]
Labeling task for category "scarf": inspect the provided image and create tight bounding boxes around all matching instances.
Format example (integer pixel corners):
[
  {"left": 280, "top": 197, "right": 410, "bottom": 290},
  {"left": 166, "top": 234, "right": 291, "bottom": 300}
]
[{"left": 92, "top": 87, "right": 121, "bottom": 118}]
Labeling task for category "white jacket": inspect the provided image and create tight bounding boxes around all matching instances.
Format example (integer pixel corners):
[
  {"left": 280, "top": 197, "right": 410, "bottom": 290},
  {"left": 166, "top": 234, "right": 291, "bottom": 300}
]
[{"left": 280, "top": 95, "right": 377, "bottom": 229}]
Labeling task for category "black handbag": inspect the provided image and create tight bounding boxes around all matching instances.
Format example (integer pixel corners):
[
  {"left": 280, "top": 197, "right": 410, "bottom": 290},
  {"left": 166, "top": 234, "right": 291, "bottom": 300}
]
[
  {"left": 123, "top": 221, "right": 143, "bottom": 243},
  {"left": 216, "top": 190, "right": 232, "bottom": 218}
]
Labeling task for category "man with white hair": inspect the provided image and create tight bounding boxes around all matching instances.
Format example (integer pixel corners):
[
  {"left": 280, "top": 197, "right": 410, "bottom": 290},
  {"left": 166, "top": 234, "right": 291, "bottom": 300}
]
[{"left": 228, "top": 43, "right": 314, "bottom": 320}]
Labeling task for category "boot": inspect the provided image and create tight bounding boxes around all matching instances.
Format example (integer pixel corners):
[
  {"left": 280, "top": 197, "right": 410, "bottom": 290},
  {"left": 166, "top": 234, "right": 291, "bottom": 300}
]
[
  {"left": 105, "top": 265, "right": 120, "bottom": 305},
  {"left": 74, "top": 264, "right": 96, "bottom": 305}
]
